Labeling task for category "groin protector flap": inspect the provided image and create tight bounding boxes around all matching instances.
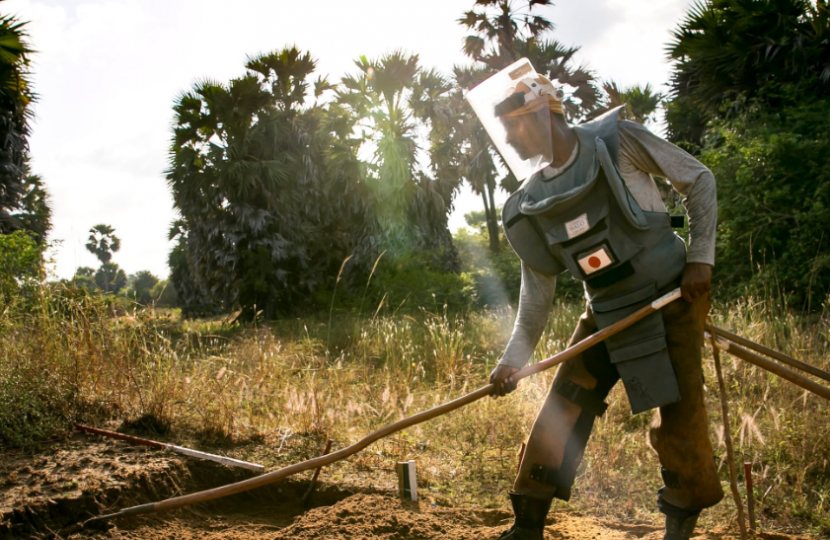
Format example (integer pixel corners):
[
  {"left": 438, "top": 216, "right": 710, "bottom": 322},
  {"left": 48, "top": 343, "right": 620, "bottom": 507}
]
[
  {"left": 591, "top": 283, "right": 681, "bottom": 413},
  {"left": 615, "top": 349, "right": 680, "bottom": 414}
]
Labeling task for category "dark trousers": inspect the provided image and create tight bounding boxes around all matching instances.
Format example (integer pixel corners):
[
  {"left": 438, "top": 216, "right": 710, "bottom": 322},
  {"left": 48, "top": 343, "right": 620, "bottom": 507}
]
[{"left": 513, "top": 293, "right": 724, "bottom": 512}]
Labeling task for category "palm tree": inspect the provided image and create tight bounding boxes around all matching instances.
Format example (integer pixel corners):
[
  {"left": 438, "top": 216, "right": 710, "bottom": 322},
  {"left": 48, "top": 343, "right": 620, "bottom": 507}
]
[
  {"left": 459, "top": 0, "right": 602, "bottom": 121},
  {"left": 337, "top": 52, "right": 459, "bottom": 267},
  {"left": 168, "top": 47, "right": 371, "bottom": 319},
  {"left": 452, "top": 1, "right": 603, "bottom": 252},
  {"left": 94, "top": 262, "right": 127, "bottom": 294},
  {"left": 0, "top": 15, "right": 34, "bottom": 235},
  {"left": 589, "top": 81, "right": 664, "bottom": 125},
  {"left": 665, "top": 0, "right": 830, "bottom": 147},
  {"left": 85, "top": 224, "right": 121, "bottom": 265}
]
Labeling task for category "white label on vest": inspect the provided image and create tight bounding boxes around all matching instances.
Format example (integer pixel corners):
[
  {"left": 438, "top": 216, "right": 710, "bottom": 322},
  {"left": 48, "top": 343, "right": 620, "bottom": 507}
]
[
  {"left": 578, "top": 246, "right": 614, "bottom": 275},
  {"left": 565, "top": 214, "right": 590, "bottom": 239}
]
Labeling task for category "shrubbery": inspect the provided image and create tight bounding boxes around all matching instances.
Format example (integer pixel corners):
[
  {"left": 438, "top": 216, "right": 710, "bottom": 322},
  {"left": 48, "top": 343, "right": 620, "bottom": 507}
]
[
  {"left": 701, "top": 91, "right": 830, "bottom": 310},
  {"left": 0, "top": 230, "right": 43, "bottom": 302},
  {"left": 454, "top": 226, "right": 584, "bottom": 308}
]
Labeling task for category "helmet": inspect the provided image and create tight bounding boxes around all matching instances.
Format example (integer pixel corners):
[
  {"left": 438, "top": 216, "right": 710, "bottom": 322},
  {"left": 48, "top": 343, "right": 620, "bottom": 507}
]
[{"left": 466, "top": 58, "right": 564, "bottom": 181}]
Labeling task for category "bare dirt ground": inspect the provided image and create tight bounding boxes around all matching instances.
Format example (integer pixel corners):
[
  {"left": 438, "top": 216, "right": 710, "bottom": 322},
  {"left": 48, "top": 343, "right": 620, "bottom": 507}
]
[{"left": 0, "top": 433, "right": 813, "bottom": 540}]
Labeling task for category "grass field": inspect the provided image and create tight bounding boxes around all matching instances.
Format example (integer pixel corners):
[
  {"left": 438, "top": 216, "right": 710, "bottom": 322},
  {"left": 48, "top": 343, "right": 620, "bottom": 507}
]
[{"left": 1, "top": 285, "right": 829, "bottom": 537}]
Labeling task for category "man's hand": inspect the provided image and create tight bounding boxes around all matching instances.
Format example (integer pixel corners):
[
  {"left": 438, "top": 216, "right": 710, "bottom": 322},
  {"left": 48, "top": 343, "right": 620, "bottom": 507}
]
[
  {"left": 680, "top": 262, "right": 712, "bottom": 303},
  {"left": 489, "top": 364, "right": 519, "bottom": 398}
]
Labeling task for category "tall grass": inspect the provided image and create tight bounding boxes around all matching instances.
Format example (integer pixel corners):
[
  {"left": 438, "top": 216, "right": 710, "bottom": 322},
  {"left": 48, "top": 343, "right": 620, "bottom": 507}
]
[{"left": 0, "top": 284, "right": 828, "bottom": 536}]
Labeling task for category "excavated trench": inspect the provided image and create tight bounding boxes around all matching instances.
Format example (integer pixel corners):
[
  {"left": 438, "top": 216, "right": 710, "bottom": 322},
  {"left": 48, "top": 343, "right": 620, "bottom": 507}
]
[
  {"left": 0, "top": 433, "right": 363, "bottom": 539},
  {"left": 0, "top": 434, "right": 813, "bottom": 540}
]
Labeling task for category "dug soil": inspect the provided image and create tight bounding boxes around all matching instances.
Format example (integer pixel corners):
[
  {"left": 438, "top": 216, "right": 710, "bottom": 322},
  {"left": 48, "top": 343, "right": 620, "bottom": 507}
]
[{"left": 0, "top": 433, "right": 811, "bottom": 540}]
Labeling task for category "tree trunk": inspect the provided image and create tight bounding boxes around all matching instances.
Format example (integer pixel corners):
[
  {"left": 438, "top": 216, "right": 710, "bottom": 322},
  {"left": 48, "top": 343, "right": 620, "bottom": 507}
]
[{"left": 484, "top": 177, "right": 500, "bottom": 253}]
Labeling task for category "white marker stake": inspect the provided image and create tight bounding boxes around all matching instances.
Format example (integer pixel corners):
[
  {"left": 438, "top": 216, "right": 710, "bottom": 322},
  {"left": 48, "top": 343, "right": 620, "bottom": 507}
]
[{"left": 396, "top": 460, "right": 418, "bottom": 501}]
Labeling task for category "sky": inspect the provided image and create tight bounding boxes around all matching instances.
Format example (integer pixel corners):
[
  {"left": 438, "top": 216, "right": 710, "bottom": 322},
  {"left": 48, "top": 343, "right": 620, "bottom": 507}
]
[{"left": 4, "top": 0, "right": 696, "bottom": 279}]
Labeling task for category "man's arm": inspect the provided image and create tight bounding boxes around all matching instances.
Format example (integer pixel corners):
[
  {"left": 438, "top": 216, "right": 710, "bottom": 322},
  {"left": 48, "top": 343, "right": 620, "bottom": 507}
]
[
  {"left": 618, "top": 120, "right": 717, "bottom": 301},
  {"left": 490, "top": 262, "right": 556, "bottom": 396}
]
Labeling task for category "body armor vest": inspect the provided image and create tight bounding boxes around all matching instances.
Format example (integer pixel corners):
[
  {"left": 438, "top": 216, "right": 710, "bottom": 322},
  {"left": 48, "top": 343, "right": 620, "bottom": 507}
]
[{"left": 502, "top": 107, "right": 687, "bottom": 414}]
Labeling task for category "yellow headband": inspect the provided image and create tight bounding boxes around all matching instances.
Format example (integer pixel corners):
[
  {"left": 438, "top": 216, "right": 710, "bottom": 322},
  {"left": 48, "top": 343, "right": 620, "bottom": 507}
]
[
  {"left": 502, "top": 93, "right": 564, "bottom": 117},
  {"left": 500, "top": 74, "right": 565, "bottom": 117}
]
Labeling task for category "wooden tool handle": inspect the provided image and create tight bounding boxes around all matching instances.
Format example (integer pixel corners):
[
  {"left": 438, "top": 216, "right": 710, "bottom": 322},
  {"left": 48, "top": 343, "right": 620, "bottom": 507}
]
[{"left": 86, "top": 288, "right": 681, "bottom": 523}]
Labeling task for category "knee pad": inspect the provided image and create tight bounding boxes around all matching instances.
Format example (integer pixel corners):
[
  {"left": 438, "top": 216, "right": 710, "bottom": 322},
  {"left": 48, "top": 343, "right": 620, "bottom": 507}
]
[{"left": 526, "top": 379, "right": 610, "bottom": 501}]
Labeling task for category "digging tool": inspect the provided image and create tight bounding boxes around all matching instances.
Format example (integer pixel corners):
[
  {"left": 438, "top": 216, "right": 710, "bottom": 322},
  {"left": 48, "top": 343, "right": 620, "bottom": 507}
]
[
  {"left": 75, "top": 424, "right": 265, "bottom": 472},
  {"left": 707, "top": 324, "right": 830, "bottom": 384},
  {"left": 705, "top": 332, "right": 830, "bottom": 401},
  {"left": 82, "top": 288, "right": 682, "bottom": 526}
]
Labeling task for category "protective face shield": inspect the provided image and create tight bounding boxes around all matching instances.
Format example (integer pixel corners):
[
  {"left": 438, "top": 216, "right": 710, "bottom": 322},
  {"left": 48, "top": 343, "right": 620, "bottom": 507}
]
[{"left": 466, "top": 58, "right": 564, "bottom": 181}]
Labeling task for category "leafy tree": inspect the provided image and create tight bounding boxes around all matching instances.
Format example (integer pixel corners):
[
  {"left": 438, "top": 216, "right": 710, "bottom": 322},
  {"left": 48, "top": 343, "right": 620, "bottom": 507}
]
[
  {"left": 666, "top": 0, "right": 830, "bottom": 309},
  {"left": 589, "top": 81, "right": 664, "bottom": 125},
  {"left": 167, "top": 47, "right": 371, "bottom": 320},
  {"left": 125, "top": 270, "right": 159, "bottom": 304},
  {"left": 13, "top": 173, "right": 51, "bottom": 242},
  {"left": 85, "top": 224, "right": 120, "bottom": 264},
  {"left": 0, "top": 15, "right": 33, "bottom": 235},
  {"left": 666, "top": 0, "right": 830, "bottom": 150},
  {"left": 701, "top": 94, "right": 830, "bottom": 310},
  {"left": 167, "top": 221, "right": 214, "bottom": 316},
  {"left": 150, "top": 279, "right": 177, "bottom": 307},
  {"left": 0, "top": 230, "right": 42, "bottom": 301},
  {"left": 0, "top": 16, "right": 52, "bottom": 245},
  {"left": 449, "top": 1, "right": 604, "bottom": 252},
  {"left": 464, "top": 209, "right": 488, "bottom": 231},
  {"left": 337, "top": 52, "right": 459, "bottom": 269},
  {"left": 94, "top": 262, "right": 127, "bottom": 294},
  {"left": 74, "top": 266, "right": 95, "bottom": 277}
]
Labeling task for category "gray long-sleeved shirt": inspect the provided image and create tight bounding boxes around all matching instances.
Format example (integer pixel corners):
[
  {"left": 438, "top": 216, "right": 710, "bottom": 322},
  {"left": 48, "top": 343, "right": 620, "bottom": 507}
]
[{"left": 498, "top": 120, "right": 717, "bottom": 369}]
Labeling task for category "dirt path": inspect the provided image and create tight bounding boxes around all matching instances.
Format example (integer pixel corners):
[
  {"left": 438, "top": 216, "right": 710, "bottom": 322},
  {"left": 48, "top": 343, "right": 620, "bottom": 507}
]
[{"left": 0, "top": 434, "right": 811, "bottom": 540}]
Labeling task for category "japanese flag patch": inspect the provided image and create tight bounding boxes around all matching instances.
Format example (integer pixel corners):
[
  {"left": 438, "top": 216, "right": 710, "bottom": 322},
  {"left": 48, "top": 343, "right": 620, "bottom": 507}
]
[{"left": 577, "top": 246, "right": 615, "bottom": 275}]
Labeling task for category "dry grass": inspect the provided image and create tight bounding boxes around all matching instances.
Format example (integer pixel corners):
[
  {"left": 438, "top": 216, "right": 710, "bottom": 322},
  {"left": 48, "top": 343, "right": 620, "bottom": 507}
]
[{"left": 1, "top": 285, "right": 828, "bottom": 536}]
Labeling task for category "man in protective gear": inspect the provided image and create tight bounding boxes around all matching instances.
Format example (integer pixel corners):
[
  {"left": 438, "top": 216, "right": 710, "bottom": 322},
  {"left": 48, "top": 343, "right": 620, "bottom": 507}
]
[{"left": 466, "top": 59, "right": 723, "bottom": 540}]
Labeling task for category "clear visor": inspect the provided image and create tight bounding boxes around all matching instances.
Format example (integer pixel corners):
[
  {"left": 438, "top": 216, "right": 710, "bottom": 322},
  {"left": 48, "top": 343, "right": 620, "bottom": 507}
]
[{"left": 465, "top": 58, "right": 554, "bottom": 182}]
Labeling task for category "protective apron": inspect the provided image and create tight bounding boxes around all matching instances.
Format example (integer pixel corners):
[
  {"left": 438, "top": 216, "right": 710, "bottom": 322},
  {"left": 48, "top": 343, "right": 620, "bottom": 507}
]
[{"left": 502, "top": 106, "right": 687, "bottom": 415}]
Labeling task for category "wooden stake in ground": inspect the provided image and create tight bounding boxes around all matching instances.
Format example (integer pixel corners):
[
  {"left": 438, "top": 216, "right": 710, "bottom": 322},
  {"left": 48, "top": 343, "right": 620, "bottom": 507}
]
[
  {"left": 396, "top": 460, "right": 418, "bottom": 501},
  {"left": 709, "top": 325, "right": 748, "bottom": 540},
  {"left": 301, "top": 439, "right": 333, "bottom": 506},
  {"left": 744, "top": 462, "right": 757, "bottom": 532}
]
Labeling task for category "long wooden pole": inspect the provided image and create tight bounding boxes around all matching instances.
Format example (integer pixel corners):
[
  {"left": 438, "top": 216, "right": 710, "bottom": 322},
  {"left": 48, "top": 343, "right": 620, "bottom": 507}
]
[
  {"left": 84, "top": 288, "right": 682, "bottom": 525},
  {"left": 705, "top": 333, "right": 830, "bottom": 401},
  {"left": 709, "top": 326, "right": 748, "bottom": 540},
  {"left": 708, "top": 324, "right": 830, "bottom": 384}
]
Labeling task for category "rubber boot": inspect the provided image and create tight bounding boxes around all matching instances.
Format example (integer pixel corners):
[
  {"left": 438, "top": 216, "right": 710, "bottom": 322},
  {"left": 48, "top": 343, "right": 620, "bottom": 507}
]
[
  {"left": 664, "top": 511, "right": 700, "bottom": 540},
  {"left": 495, "top": 492, "right": 553, "bottom": 540}
]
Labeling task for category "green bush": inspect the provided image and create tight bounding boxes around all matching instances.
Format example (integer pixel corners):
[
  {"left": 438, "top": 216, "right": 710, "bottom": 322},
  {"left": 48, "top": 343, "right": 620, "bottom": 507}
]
[
  {"left": 151, "top": 279, "right": 178, "bottom": 307},
  {"left": 366, "top": 249, "right": 476, "bottom": 314},
  {"left": 701, "top": 92, "right": 830, "bottom": 310},
  {"left": 0, "top": 230, "right": 43, "bottom": 302},
  {"left": 454, "top": 227, "right": 584, "bottom": 308}
]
